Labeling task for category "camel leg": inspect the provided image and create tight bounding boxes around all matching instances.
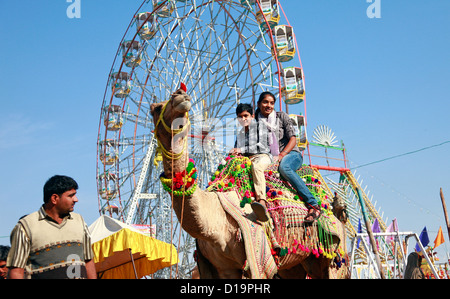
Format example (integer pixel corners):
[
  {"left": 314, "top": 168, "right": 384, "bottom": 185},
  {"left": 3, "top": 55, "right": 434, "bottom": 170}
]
[
  {"left": 196, "top": 240, "right": 244, "bottom": 279},
  {"left": 217, "top": 269, "right": 244, "bottom": 279},
  {"left": 197, "top": 253, "right": 242, "bottom": 279},
  {"left": 301, "top": 255, "right": 330, "bottom": 279},
  {"left": 196, "top": 241, "right": 220, "bottom": 279},
  {"left": 277, "top": 264, "right": 308, "bottom": 279}
]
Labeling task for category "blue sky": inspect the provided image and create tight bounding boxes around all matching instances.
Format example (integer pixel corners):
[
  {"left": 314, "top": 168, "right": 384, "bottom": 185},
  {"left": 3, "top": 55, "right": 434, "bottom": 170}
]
[{"left": 1, "top": 0, "right": 449, "bottom": 263}]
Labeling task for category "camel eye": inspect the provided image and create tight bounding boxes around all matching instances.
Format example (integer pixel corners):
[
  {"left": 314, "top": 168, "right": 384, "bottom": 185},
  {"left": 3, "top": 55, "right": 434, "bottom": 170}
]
[{"left": 153, "top": 105, "right": 162, "bottom": 115}]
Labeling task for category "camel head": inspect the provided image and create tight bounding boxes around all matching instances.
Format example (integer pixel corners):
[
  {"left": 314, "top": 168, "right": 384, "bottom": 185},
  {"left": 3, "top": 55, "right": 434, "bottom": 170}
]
[
  {"left": 151, "top": 86, "right": 191, "bottom": 120},
  {"left": 150, "top": 86, "right": 192, "bottom": 176},
  {"left": 151, "top": 86, "right": 192, "bottom": 138}
]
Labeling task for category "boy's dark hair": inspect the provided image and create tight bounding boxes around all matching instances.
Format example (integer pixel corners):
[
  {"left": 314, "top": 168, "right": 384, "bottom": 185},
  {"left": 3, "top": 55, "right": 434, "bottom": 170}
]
[
  {"left": 43, "top": 175, "right": 78, "bottom": 204},
  {"left": 236, "top": 103, "right": 253, "bottom": 116}
]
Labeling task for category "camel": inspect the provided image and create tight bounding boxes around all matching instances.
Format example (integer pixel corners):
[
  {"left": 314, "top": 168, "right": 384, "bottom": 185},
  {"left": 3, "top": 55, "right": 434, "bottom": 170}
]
[{"left": 150, "top": 87, "right": 349, "bottom": 279}]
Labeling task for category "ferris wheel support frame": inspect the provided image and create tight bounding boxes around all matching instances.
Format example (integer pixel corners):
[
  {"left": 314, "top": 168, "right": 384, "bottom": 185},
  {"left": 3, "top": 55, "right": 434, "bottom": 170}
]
[{"left": 125, "top": 136, "right": 158, "bottom": 225}]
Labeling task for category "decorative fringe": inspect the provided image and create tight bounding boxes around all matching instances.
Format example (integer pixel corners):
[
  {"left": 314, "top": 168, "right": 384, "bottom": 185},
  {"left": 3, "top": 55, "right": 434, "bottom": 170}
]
[{"left": 207, "top": 155, "right": 342, "bottom": 262}]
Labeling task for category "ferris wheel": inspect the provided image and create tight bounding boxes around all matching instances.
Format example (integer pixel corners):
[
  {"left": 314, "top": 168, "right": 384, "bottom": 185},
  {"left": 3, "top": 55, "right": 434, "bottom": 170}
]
[{"left": 96, "top": 0, "right": 306, "bottom": 278}]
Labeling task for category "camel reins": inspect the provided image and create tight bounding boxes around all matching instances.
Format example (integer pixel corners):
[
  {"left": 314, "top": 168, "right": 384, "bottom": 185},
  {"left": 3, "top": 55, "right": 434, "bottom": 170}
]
[
  {"left": 155, "top": 100, "right": 191, "bottom": 161},
  {"left": 154, "top": 97, "right": 196, "bottom": 278},
  {"left": 154, "top": 98, "right": 198, "bottom": 195}
]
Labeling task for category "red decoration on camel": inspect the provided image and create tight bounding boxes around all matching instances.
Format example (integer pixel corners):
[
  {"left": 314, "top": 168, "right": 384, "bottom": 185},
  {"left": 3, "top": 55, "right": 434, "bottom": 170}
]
[{"left": 180, "top": 82, "right": 187, "bottom": 92}]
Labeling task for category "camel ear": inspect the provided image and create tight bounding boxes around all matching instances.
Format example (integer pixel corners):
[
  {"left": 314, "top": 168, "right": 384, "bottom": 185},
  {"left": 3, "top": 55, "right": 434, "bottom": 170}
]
[{"left": 150, "top": 102, "right": 162, "bottom": 116}]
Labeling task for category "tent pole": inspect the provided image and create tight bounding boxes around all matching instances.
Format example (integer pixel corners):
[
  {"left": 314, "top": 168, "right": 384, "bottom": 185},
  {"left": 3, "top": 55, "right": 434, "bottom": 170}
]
[
  {"left": 129, "top": 249, "right": 138, "bottom": 279},
  {"left": 440, "top": 188, "right": 450, "bottom": 241},
  {"left": 356, "top": 188, "right": 386, "bottom": 279}
]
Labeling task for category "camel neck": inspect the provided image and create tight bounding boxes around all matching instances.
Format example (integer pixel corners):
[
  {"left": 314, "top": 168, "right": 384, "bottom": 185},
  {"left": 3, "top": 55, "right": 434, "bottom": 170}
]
[{"left": 162, "top": 152, "right": 189, "bottom": 178}]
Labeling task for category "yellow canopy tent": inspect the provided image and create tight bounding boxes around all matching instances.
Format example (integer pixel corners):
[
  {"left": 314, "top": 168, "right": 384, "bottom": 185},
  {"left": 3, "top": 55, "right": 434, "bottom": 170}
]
[{"left": 89, "top": 215, "right": 179, "bottom": 279}]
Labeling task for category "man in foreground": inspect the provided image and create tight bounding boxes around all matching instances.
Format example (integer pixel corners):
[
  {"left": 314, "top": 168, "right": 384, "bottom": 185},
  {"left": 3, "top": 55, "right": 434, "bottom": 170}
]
[{"left": 7, "top": 175, "right": 96, "bottom": 279}]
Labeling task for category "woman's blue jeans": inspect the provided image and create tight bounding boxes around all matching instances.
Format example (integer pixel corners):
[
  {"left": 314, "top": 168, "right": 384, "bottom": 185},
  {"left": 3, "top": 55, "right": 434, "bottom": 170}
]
[{"left": 278, "top": 150, "right": 319, "bottom": 208}]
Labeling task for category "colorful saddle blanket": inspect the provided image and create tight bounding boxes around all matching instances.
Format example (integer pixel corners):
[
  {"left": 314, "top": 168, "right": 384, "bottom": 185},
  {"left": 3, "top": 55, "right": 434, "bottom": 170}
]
[
  {"left": 207, "top": 155, "right": 342, "bottom": 261},
  {"left": 216, "top": 191, "right": 278, "bottom": 279}
]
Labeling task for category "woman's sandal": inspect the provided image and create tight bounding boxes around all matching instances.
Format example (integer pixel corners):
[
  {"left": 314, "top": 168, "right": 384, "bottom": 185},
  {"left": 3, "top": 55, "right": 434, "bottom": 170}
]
[
  {"left": 251, "top": 202, "right": 269, "bottom": 222},
  {"left": 304, "top": 208, "right": 322, "bottom": 223}
]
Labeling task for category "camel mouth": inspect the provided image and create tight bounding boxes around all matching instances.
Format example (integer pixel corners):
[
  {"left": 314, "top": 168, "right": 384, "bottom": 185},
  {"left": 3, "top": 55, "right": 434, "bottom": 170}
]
[
  {"left": 171, "top": 89, "right": 192, "bottom": 114},
  {"left": 173, "top": 100, "right": 192, "bottom": 114}
]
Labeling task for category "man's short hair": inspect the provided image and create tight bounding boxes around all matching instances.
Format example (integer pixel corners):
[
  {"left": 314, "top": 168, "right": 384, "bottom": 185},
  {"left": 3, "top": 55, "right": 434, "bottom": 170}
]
[
  {"left": 43, "top": 175, "right": 78, "bottom": 204},
  {"left": 236, "top": 103, "right": 253, "bottom": 116},
  {"left": 0, "top": 245, "right": 10, "bottom": 261}
]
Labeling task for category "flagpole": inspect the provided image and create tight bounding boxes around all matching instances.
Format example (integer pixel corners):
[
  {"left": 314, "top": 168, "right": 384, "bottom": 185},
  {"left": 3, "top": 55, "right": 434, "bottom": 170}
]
[
  {"left": 356, "top": 187, "right": 386, "bottom": 279},
  {"left": 440, "top": 188, "right": 450, "bottom": 242}
]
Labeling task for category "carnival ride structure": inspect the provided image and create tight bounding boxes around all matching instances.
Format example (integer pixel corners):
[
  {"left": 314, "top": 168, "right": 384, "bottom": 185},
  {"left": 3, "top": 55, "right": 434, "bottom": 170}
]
[
  {"left": 308, "top": 127, "right": 444, "bottom": 279},
  {"left": 96, "top": 0, "right": 438, "bottom": 279}
]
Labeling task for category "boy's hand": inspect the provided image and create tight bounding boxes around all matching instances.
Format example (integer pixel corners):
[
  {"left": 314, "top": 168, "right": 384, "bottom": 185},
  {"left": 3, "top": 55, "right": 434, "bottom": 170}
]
[
  {"left": 229, "top": 148, "right": 242, "bottom": 155},
  {"left": 275, "top": 153, "right": 286, "bottom": 163}
]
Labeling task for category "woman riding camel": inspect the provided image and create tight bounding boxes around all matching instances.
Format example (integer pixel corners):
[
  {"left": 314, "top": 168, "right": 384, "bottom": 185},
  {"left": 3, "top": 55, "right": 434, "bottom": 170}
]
[{"left": 253, "top": 91, "right": 321, "bottom": 223}]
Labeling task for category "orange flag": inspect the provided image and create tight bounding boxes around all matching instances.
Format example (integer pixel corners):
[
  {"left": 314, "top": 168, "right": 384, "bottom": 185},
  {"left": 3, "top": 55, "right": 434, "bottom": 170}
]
[{"left": 434, "top": 226, "right": 445, "bottom": 249}]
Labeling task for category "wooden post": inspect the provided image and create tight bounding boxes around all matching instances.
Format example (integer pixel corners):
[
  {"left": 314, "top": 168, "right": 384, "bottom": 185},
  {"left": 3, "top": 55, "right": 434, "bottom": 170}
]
[
  {"left": 440, "top": 188, "right": 450, "bottom": 242},
  {"left": 356, "top": 188, "right": 386, "bottom": 279},
  {"left": 129, "top": 249, "right": 138, "bottom": 279}
]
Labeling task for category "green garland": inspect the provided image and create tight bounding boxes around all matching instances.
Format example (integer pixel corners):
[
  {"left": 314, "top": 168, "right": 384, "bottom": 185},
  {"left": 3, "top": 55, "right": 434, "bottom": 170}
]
[
  {"left": 161, "top": 179, "right": 198, "bottom": 196},
  {"left": 159, "top": 158, "right": 198, "bottom": 196},
  {"left": 206, "top": 155, "right": 254, "bottom": 207}
]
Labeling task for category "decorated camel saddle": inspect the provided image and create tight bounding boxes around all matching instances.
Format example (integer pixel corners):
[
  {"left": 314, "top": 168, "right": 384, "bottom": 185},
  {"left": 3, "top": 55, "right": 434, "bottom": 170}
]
[{"left": 206, "top": 155, "right": 346, "bottom": 269}]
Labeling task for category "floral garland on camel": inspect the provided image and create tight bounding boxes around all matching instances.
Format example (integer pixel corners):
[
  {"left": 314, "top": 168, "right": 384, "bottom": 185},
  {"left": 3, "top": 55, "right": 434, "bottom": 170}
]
[{"left": 160, "top": 158, "right": 198, "bottom": 197}]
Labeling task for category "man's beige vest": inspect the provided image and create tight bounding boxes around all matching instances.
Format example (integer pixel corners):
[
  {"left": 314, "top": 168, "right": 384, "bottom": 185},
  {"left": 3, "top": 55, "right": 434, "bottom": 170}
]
[{"left": 19, "top": 211, "right": 87, "bottom": 279}]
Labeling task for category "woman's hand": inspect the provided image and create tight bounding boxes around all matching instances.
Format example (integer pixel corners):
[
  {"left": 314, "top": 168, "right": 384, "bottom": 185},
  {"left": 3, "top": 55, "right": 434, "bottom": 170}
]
[{"left": 276, "top": 151, "right": 287, "bottom": 163}]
